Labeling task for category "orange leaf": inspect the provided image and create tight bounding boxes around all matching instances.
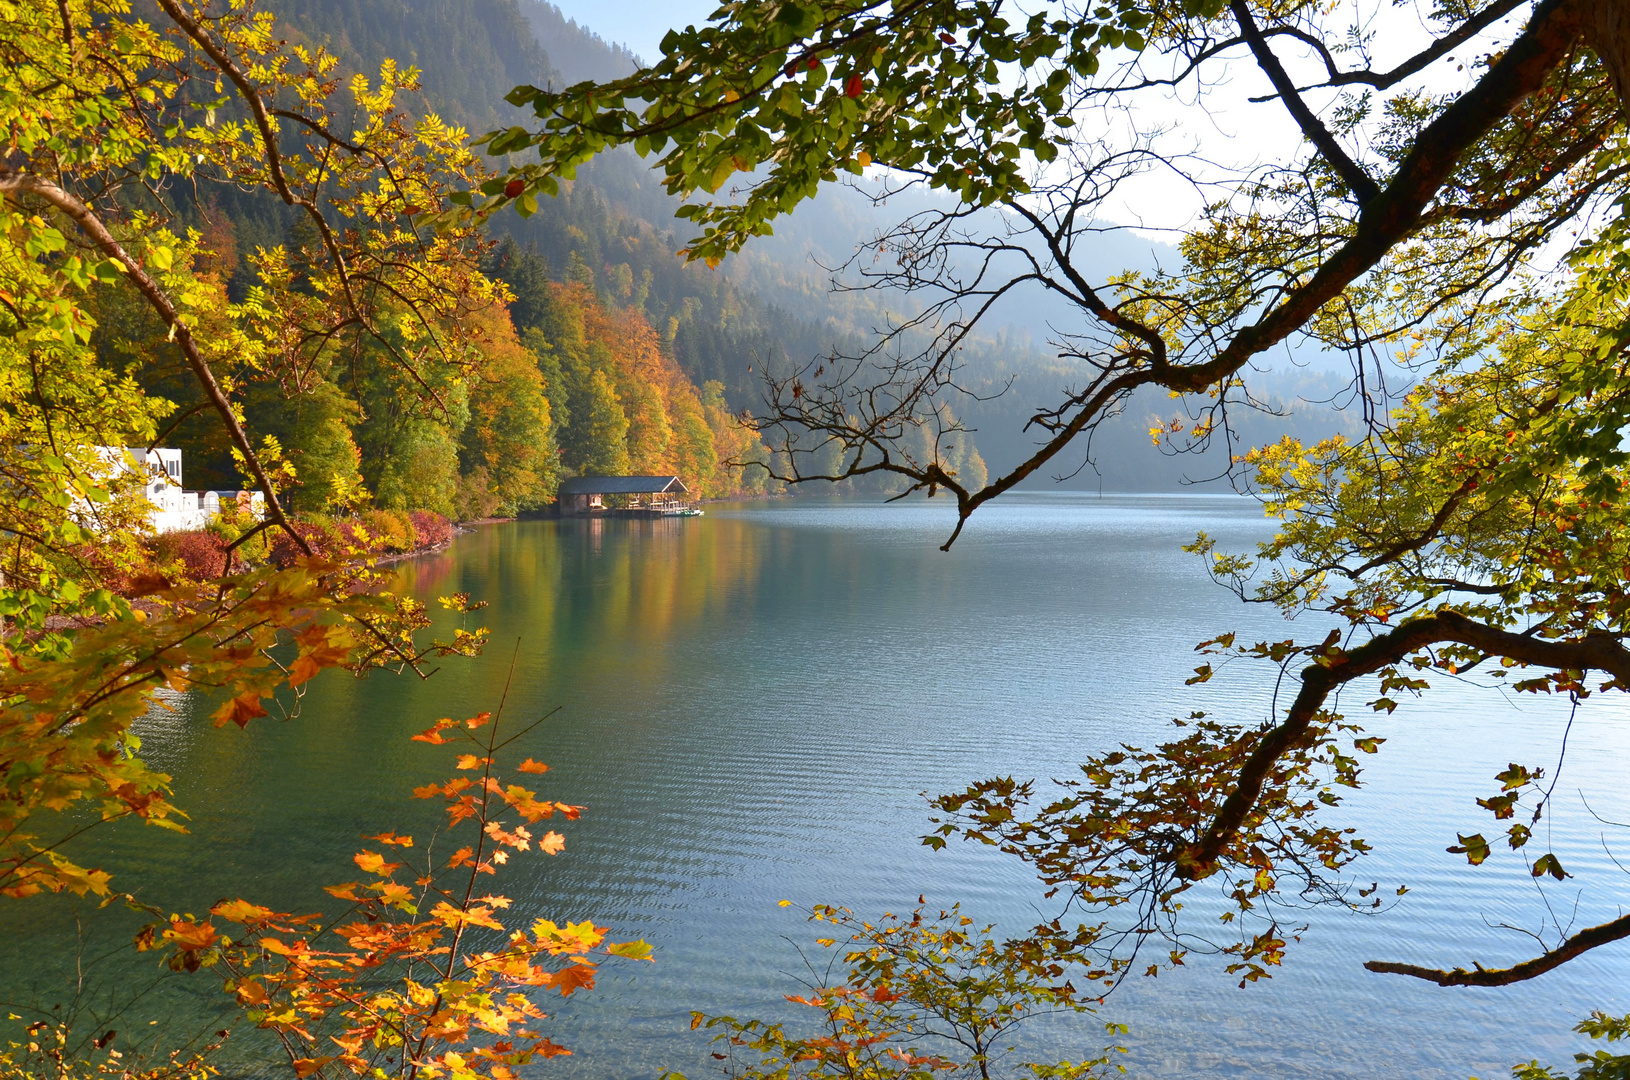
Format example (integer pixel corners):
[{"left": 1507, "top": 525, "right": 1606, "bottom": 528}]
[
  {"left": 214, "top": 692, "right": 268, "bottom": 729},
  {"left": 465, "top": 712, "right": 492, "bottom": 730},
  {"left": 456, "top": 754, "right": 489, "bottom": 770},
  {"left": 234, "top": 979, "right": 268, "bottom": 1006},
  {"left": 412, "top": 783, "right": 442, "bottom": 798},
  {"left": 288, "top": 654, "right": 320, "bottom": 687},
  {"left": 545, "top": 963, "right": 596, "bottom": 997},
  {"left": 516, "top": 758, "right": 549, "bottom": 774},
  {"left": 324, "top": 883, "right": 363, "bottom": 901},
  {"left": 369, "top": 832, "right": 414, "bottom": 847},
  {"left": 353, "top": 851, "right": 399, "bottom": 875},
  {"left": 212, "top": 899, "right": 275, "bottom": 924},
  {"left": 539, "top": 831, "right": 566, "bottom": 856},
  {"left": 163, "top": 919, "right": 219, "bottom": 951}
]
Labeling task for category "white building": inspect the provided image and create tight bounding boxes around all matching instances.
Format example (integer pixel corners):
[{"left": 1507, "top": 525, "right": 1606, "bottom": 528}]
[{"left": 97, "top": 447, "right": 265, "bottom": 534}]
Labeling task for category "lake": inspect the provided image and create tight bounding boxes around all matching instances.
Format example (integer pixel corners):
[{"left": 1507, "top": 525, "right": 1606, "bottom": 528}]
[{"left": 5, "top": 494, "right": 1630, "bottom": 1078}]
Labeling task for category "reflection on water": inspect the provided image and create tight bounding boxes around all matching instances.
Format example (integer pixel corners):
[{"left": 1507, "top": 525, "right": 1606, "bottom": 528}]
[{"left": 4, "top": 494, "right": 1630, "bottom": 1079}]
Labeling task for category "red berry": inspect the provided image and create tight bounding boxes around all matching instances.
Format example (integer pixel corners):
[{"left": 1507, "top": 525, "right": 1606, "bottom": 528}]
[{"left": 504, "top": 178, "right": 524, "bottom": 199}]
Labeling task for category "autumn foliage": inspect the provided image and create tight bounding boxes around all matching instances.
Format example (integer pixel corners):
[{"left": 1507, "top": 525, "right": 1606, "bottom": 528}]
[
  {"left": 133, "top": 705, "right": 649, "bottom": 1080},
  {"left": 692, "top": 901, "right": 1123, "bottom": 1080}
]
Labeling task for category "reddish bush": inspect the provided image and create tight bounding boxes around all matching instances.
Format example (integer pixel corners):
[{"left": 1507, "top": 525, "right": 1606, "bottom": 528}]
[
  {"left": 409, "top": 510, "right": 453, "bottom": 549},
  {"left": 329, "top": 518, "right": 382, "bottom": 554},
  {"left": 266, "top": 521, "right": 338, "bottom": 570},
  {"left": 164, "top": 529, "right": 245, "bottom": 581}
]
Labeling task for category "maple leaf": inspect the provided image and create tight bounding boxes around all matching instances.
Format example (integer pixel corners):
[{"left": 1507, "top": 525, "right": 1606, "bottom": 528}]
[
  {"left": 538, "top": 831, "right": 566, "bottom": 855},
  {"left": 214, "top": 692, "right": 269, "bottom": 729},
  {"left": 163, "top": 919, "right": 219, "bottom": 951},
  {"left": 456, "top": 754, "right": 489, "bottom": 770},
  {"left": 545, "top": 962, "right": 596, "bottom": 997},
  {"left": 516, "top": 758, "right": 549, "bottom": 774},
  {"left": 412, "top": 718, "right": 458, "bottom": 744},
  {"left": 233, "top": 979, "right": 268, "bottom": 1006},
  {"left": 212, "top": 898, "right": 275, "bottom": 924},
  {"left": 353, "top": 850, "right": 400, "bottom": 875},
  {"left": 607, "top": 939, "right": 654, "bottom": 961},
  {"left": 369, "top": 831, "right": 414, "bottom": 847}
]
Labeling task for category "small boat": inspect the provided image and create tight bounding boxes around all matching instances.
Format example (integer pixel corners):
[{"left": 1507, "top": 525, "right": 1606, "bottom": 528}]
[{"left": 661, "top": 506, "right": 704, "bottom": 517}]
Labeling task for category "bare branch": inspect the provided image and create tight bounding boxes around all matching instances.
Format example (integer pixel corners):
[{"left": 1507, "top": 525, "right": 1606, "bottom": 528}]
[{"left": 1365, "top": 911, "right": 1630, "bottom": 985}]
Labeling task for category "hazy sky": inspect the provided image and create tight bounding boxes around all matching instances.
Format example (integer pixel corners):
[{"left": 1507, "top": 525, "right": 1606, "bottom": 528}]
[{"left": 548, "top": 0, "right": 715, "bottom": 64}]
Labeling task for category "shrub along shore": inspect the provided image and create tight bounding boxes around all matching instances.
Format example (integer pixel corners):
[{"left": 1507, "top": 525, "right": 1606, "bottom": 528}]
[{"left": 141, "top": 508, "right": 457, "bottom": 587}]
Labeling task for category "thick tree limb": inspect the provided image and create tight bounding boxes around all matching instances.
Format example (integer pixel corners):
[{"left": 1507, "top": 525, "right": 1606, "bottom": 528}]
[
  {"left": 904, "top": 0, "right": 1589, "bottom": 547},
  {"left": 1181, "top": 609, "right": 1630, "bottom": 876},
  {"left": 1581, "top": 0, "right": 1630, "bottom": 107},
  {"left": 1183, "top": 0, "right": 1586, "bottom": 392},
  {"left": 1365, "top": 910, "right": 1630, "bottom": 985}
]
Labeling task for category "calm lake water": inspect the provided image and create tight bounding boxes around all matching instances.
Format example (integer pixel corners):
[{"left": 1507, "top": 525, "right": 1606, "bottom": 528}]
[{"left": 7, "top": 494, "right": 1630, "bottom": 1078}]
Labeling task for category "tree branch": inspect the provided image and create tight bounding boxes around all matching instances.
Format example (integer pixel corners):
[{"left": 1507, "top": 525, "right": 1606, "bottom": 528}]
[
  {"left": 0, "top": 169, "right": 308, "bottom": 553},
  {"left": 1364, "top": 910, "right": 1630, "bottom": 985},
  {"left": 1231, "top": 0, "right": 1381, "bottom": 204},
  {"left": 1182, "top": 609, "right": 1630, "bottom": 877},
  {"left": 1318, "top": 0, "right": 1530, "bottom": 91}
]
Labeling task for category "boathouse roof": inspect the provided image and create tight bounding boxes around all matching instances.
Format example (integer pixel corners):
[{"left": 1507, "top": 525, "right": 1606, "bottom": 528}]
[{"left": 558, "top": 475, "right": 689, "bottom": 496}]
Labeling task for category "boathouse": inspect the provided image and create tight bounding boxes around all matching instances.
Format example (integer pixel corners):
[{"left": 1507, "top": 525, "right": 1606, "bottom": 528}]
[{"left": 557, "top": 475, "right": 690, "bottom": 516}]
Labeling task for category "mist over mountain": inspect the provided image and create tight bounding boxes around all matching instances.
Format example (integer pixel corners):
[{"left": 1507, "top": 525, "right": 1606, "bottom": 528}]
[{"left": 252, "top": 0, "right": 1363, "bottom": 493}]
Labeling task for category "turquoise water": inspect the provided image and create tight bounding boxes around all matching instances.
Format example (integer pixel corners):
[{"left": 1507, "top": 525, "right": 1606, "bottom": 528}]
[{"left": 5, "top": 494, "right": 1630, "bottom": 1078}]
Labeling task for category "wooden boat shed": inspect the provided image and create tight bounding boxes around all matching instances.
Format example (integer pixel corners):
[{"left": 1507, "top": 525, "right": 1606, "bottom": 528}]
[{"left": 558, "top": 475, "right": 690, "bottom": 516}]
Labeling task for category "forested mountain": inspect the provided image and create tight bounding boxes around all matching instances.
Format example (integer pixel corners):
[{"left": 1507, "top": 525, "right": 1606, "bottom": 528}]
[{"left": 149, "top": 0, "right": 1344, "bottom": 508}]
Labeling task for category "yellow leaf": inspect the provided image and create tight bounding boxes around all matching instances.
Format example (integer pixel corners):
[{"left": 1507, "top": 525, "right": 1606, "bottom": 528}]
[{"left": 212, "top": 898, "right": 275, "bottom": 924}]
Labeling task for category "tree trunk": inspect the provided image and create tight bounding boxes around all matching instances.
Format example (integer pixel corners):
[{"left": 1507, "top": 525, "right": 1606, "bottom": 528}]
[{"left": 1582, "top": 0, "right": 1630, "bottom": 110}]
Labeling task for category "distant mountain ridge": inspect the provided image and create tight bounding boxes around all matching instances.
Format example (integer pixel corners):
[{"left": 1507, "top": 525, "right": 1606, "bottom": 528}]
[
  {"left": 516, "top": 0, "right": 642, "bottom": 84},
  {"left": 255, "top": 0, "right": 1354, "bottom": 494}
]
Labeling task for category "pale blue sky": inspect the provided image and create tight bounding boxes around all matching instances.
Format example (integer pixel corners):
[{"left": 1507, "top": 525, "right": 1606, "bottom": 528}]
[{"left": 548, "top": 0, "right": 716, "bottom": 65}]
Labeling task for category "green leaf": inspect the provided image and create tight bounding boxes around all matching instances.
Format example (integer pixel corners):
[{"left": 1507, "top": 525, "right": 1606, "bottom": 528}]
[
  {"left": 1531, "top": 852, "right": 1569, "bottom": 880},
  {"left": 1447, "top": 833, "right": 1491, "bottom": 866},
  {"left": 607, "top": 939, "right": 654, "bottom": 961}
]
